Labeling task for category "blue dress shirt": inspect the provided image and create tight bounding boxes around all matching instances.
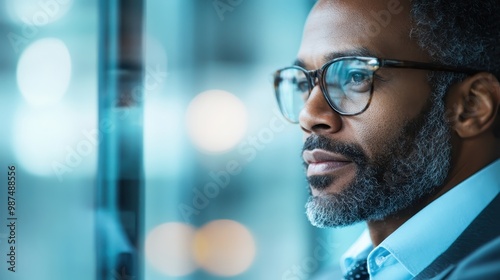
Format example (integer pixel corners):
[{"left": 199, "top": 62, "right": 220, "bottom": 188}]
[{"left": 340, "top": 159, "right": 500, "bottom": 279}]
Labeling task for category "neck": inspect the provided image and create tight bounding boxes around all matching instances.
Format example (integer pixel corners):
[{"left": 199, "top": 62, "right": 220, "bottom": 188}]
[{"left": 366, "top": 192, "right": 436, "bottom": 246}]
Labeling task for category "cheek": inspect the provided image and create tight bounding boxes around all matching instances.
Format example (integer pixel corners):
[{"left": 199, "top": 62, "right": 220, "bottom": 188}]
[
  {"left": 345, "top": 74, "right": 431, "bottom": 158},
  {"left": 346, "top": 112, "right": 404, "bottom": 159}
]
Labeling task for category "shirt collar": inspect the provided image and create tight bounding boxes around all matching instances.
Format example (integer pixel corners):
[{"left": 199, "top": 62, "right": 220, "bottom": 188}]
[
  {"left": 341, "top": 229, "right": 372, "bottom": 272},
  {"left": 341, "top": 159, "right": 500, "bottom": 276}
]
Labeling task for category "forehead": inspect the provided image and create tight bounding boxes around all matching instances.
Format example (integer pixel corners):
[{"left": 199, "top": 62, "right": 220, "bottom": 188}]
[{"left": 298, "top": 0, "right": 426, "bottom": 68}]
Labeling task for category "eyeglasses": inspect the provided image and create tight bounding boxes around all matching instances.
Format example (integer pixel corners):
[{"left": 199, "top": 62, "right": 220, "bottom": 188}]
[{"left": 273, "top": 56, "right": 480, "bottom": 123}]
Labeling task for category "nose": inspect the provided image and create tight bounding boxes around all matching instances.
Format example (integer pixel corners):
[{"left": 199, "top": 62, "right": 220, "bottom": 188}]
[{"left": 298, "top": 85, "right": 342, "bottom": 135}]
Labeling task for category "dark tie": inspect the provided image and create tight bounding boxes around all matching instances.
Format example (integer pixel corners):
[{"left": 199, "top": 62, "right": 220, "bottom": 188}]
[{"left": 344, "top": 259, "right": 369, "bottom": 280}]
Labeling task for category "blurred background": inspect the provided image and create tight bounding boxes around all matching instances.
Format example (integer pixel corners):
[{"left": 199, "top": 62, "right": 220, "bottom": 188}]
[{"left": 0, "top": 0, "right": 365, "bottom": 279}]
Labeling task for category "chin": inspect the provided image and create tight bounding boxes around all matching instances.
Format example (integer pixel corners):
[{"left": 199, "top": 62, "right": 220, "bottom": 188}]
[{"left": 308, "top": 174, "right": 354, "bottom": 196}]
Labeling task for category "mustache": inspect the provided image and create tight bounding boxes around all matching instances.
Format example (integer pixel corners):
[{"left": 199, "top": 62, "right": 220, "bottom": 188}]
[{"left": 302, "top": 135, "right": 368, "bottom": 166}]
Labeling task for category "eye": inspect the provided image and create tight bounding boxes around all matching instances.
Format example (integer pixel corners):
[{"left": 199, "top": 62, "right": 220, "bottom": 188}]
[
  {"left": 343, "top": 70, "right": 372, "bottom": 92},
  {"left": 347, "top": 71, "right": 370, "bottom": 84},
  {"left": 296, "top": 79, "right": 309, "bottom": 92}
]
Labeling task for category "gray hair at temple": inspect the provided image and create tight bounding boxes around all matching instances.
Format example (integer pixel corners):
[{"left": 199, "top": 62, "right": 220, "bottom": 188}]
[{"left": 410, "top": 0, "right": 500, "bottom": 137}]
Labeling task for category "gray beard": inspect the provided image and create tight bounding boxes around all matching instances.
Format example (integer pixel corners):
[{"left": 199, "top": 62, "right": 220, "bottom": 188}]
[{"left": 304, "top": 95, "right": 452, "bottom": 228}]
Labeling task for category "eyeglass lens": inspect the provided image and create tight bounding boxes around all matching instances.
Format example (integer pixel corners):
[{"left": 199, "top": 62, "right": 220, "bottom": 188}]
[{"left": 275, "top": 58, "right": 374, "bottom": 122}]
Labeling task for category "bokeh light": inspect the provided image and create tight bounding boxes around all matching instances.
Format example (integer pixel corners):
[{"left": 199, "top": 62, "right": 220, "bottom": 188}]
[
  {"left": 145, "top": 222, "right": 198, "bottom": 277},
  {"left": 193, "top": 219, "right": 256, "bottom": 277},
  {"left": 17, "top": 38, "right": 72, "bottom": 107},
  {"left": 12, "top": 105, "right": 77, "bottom": 177},
  {"left": 186, "top": 90, "right": 248, "bottom": 153},
  {"left": 6, "top": 0, "right": 73, "bottom": 25}
]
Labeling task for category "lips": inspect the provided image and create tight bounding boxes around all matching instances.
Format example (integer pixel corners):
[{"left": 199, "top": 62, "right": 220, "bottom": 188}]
[{"left": 303, "top": 149, "right": 352, "bottom": 176}]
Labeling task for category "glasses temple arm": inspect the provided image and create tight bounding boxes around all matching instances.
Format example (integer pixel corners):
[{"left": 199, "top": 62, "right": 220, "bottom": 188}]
[{"left": 380, "top": 59, "right": 480, "bottom": 75}]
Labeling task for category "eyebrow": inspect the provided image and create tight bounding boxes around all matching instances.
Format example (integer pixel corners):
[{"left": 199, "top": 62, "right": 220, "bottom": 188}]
[{"left": 293, "top": 47, "right": 377, "bottom": 69}]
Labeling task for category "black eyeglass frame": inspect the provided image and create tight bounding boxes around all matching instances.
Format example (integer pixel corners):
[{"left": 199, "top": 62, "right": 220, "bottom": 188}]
[{"left": 273, "top": 56, "right": 482, "bottom": 123}]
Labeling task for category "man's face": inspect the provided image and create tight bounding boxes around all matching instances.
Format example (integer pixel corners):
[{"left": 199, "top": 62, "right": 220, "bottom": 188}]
[{"left": 299, "top": 0, "right": 452, "bottom": 227}]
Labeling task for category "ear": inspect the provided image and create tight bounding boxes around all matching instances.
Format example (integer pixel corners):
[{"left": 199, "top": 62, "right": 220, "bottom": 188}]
[{"left": 446, "top": 73, "right": 500, "bottom": 138}]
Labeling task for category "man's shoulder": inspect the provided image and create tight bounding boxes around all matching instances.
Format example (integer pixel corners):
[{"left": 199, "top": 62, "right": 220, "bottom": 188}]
[
  {"left": 416, "top": 194, "right": 500, "bottom": 279},
  {"left": 446, "top": 236, "right": 500, "bottom": 280}
]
